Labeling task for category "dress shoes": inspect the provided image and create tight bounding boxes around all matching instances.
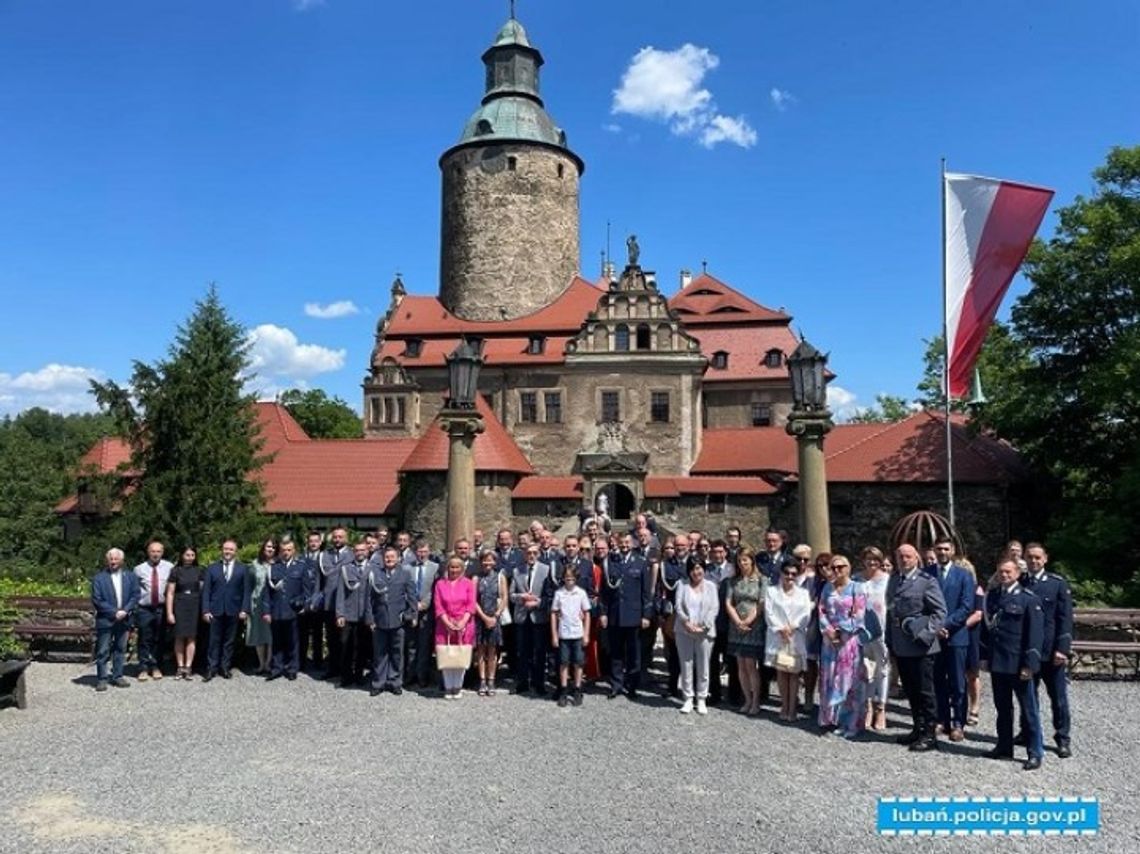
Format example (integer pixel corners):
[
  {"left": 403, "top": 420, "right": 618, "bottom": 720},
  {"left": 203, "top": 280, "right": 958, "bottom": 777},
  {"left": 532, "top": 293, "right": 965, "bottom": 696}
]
[
  {"left": 1023, "top": 756, "right": 1042, "bottom": 771},
  {"left": 202, "top": 673, "right": 215, "bottom": 683},
  {"left": 948, "top": 727, "right": 965, "bottom": 742},
  {"left": 1056, "top": 742, "right": 1072, "bottom": 759},
  {"left": 390, "top": 686, "right": 403, "bottom": 695},
  {"left": 369, "top": 687, "right": 381, "bottom": 697},
  {"left": 895, "top": 730, "right": 922, "bottom": 746},
  {"left": 221, "top": 670, "right": 233, "bottom": 680},
  {"left": 625, "top": 689, "right": 637, "bottom": 701},
  {"left": 607, "top": 689, "right": 620, "bottom": 700},
  {"left": 111, "top": 678, "right": 130, "bottom": 688},
  {"left": 908, "top": 736, "right": 938, "bottom": 752},
  {"left": 985, "top": 747, "right": 1014, "bottom": 760},
  {"left": 285, "top": 674, "right": 297, "bottom": 681},
  {"left": 265, "top": 672, "right": 282, "bottom": 681},
  {"left": 1013, "top": 731, "right": 1028, "bottom": 747},
  {"left": 95, "top": 682, "right": 108, "bottom": 693}
]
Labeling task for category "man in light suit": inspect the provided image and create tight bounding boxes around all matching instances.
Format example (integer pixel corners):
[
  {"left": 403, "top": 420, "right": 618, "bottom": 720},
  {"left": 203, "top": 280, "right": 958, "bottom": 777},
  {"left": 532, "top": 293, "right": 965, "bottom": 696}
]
[
  {"left": 510, "top": 544, "right": 550, "bottom": 695},
  {"left": 201, "top": 538, "right": 250, "bottom": 681},
  {"left": 601, "top": 533, "right": 654, "bottom": 700},
  {"left": 317, "top": 527, "right": 352, "bottom": 679},
  {"left": 403, "top": 538, "right": 439, "bottom": 689},
  {"left": 91, "top": 548, "right": 141, "bottom": 691},
  {"left": 366, "top": 545, "right": 418, "bottom": 696},
  {"left": 928, "top": 538, "right": 974, "bottom": 741},
  {"left": 886, "top": 544, "right": 947, "bottom": 751},
  {"left": 260, "top": 536, "right": 313, "bottom": 681}
]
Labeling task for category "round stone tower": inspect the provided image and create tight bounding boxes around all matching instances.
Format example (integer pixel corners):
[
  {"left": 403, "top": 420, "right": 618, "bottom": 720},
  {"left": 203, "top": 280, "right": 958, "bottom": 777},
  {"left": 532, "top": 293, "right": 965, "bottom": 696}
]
[{"left": 439, "top": 16, "right": 584, "bottom": 321}]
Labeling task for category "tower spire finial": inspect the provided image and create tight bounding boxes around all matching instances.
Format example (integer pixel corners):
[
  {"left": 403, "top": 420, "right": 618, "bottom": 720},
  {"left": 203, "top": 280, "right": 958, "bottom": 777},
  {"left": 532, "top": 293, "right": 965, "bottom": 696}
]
[{"left": 509, "top": 0, "right": 516, "bottom": 20}]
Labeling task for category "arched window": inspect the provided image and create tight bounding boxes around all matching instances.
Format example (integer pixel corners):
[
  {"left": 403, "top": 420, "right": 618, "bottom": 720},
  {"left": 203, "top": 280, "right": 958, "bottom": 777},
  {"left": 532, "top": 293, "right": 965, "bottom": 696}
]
[
  {"left": 614, "top": 324, "right": 630, "bottom": 352},
  {"left": 636, "top": 323, "right": 651, "bottom": 350}
]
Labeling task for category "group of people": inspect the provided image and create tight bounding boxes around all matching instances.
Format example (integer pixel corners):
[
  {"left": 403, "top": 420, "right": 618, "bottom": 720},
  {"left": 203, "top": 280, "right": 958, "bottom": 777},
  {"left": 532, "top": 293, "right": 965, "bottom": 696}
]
[{"left": 90, "top": 519, "right": 1073, "bottom": 769}]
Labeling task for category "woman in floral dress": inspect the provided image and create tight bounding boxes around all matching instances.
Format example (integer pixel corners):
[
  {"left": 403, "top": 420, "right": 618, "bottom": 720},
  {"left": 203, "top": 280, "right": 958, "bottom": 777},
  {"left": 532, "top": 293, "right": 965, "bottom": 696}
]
[
  {"left": 817, "top": 554, "right": 867, "bottom": 738},
  {"left": 725, "top": 549, "right": 766, "bottom": 715}
]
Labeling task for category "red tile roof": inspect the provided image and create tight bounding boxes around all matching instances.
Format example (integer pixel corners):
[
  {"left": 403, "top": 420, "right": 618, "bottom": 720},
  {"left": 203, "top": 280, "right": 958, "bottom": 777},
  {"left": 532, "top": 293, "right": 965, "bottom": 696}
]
[
  {"left": 668, "top": 273, "right": 790, "bottom": 325},
  {"left": 376, "top": 335, "right": 575, "bottom": 368},
  {"left": 511, "top": 476, "right": 776, "bottom": 499},
  {"left": 689, "top": 325, "right": 800, "bottom": 383},
  {"left": 399, "top": 396, "right": 534, "bottom": 475},
  {"left": 693, "top": 411, "right": 1023, "bottom": 484},
  {"left": 512, "top": 476, "right": 584, "bottom": 500},
  {"left": 78, "top": 436, "right": 134, "bottom": 474},
  {"left": 386, "top": 277, "right": 604, "bottom": 337}
]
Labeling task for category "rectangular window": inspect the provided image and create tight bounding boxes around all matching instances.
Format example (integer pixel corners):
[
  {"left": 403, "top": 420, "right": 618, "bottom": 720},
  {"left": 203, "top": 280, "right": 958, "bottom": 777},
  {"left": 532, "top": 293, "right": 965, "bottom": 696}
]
[
  {"left": 708, "top": 495, "right": 726, "bottom": 514},
  {"left": 601, "top": 391, "right": 621, "bottom": 423},
  {"left": 544, "top": 392, "right": 562, "bottom": 424},
  {"left": 650, "top": 391, "right": 670, "bottom": 423},
  {"left": 519, "top": 391, "right": 538, "bottom": 424},
  {"left": 751, "top": 402, "right": 772, "bottom": 427}
]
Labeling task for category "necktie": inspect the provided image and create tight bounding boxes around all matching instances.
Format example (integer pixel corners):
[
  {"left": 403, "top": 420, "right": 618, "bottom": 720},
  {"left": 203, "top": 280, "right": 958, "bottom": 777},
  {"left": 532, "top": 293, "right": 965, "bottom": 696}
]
[
  {"left": 224, "top": 562, "right": 231, "bottom": 583},
  {"left": 416, "top": 565, "right": 423, "bottom": 597},
  {"left": 527, "top": 567, "right": 533, "bottom": 591},
  {"left": 151, "top": 564, "right": 159, "bottom": 606}
]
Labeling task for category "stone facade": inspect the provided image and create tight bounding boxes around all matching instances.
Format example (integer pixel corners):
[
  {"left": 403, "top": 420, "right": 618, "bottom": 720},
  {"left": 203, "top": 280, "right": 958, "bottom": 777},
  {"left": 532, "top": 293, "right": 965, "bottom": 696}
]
[
  {"left": 703, "top": 384, "right": 793, "bottom": 429},
  {"left": 439, "top": 143, "right": 581, "bottom": 321},
  {"left": 401, "top": 471, "right": 515, "bottom": 544}
]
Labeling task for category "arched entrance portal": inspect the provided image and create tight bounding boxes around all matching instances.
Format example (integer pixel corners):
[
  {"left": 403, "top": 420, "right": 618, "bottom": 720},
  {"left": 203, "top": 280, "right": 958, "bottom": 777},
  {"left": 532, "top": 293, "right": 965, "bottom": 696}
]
[{"left": 599, "top": 483, "right": 636, "bottom": 521}]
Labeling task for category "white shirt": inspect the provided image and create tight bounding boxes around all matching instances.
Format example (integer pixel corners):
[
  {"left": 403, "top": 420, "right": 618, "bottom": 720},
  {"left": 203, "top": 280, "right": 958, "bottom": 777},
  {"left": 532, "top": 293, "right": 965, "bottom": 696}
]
[
  {"left": 109, "top": 570, "right": 123, "bottom": 609},
  {"left": 552, "top": 586, "right": 590, "bottom": 639},
  {"left": 134, "top": 559, "right": 174, "bottom": 607}
]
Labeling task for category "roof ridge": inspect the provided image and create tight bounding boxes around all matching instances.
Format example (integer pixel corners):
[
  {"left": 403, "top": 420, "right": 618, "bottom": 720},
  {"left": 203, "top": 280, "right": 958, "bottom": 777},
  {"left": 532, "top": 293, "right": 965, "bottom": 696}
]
[{"left": 827, "top": 413, "right": 923, "bottom": 462}]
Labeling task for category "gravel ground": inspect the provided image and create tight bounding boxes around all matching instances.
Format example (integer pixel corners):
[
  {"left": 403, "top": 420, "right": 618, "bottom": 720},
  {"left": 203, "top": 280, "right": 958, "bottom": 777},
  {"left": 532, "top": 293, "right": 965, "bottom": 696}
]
[{"left": 0, "top": 662, "right": 1136, "bottom": 854}]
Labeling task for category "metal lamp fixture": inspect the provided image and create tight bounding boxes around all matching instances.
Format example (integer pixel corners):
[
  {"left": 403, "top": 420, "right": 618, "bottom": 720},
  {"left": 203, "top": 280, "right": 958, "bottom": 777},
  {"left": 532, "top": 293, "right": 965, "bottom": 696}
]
[
  {"left": 445, "top": 338, "right": 483, "bottom": 409},
  {"left": 787, "top": 337, "right": 828, "bottom": 411}
]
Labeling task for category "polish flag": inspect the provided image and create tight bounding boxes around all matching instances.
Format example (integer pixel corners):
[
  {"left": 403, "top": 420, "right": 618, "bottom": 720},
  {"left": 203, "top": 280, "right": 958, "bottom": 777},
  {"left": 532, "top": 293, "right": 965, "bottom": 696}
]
[{"left": 944, "top": 173, "right": 1053, "bottom": 398}]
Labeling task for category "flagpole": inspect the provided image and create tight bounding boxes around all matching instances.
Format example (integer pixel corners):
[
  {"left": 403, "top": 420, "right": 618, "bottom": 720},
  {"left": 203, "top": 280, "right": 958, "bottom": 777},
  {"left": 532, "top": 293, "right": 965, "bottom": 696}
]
[{"left": 941, "top": 157, "right": 956, "bottom": 529}]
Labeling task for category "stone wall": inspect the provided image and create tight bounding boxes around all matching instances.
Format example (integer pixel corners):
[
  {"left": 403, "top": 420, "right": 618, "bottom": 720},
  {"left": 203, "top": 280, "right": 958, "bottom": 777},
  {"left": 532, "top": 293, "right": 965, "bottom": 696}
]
[
  {"left": 401, "top": 471, "right": 514, "bottom": 548},
  {"left": 439, "top": 144, "right": 580, "bottom": 321},
  {"left": 703, "top": 385, "right": 793, "bottom": 429}
]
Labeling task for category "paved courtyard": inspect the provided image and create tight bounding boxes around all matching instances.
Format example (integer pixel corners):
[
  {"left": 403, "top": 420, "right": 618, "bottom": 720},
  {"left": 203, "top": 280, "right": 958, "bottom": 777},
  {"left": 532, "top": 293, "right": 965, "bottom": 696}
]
[{"left": 0, "top": 663, "right": 1136, "bottom": 853}]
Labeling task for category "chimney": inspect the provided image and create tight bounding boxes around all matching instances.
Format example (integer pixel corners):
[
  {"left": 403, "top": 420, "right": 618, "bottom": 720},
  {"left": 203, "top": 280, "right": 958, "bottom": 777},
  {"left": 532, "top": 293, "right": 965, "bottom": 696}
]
[{"left": 679, "top": 268, "right": 692, "bottom": 289}]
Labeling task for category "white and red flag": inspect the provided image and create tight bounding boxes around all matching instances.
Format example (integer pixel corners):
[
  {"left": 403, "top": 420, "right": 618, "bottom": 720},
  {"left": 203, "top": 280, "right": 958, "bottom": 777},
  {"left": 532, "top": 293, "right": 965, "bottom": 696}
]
[{"left": 943, "top": 173, "right": 1053, "bottom": 398}]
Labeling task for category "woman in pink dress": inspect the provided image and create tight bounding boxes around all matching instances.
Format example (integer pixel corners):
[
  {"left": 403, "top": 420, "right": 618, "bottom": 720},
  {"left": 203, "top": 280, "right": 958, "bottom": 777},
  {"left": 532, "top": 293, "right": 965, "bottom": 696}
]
[{"left": 434, "top": 556, "right": 476, "bottom": 699}]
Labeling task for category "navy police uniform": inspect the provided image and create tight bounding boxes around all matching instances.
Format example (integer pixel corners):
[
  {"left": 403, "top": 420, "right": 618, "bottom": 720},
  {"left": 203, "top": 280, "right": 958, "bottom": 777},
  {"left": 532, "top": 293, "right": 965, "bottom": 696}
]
[
  {"left": 1021, "top": 569, "right": 1073, "bottom": 752},
  {"left": 333, "top": 559, "right": 372, "bottom": 687},
  {"left": 261, "top": 557, "right": 314, "bottom": 679},
  {"left": 981, "top": 582, "right": 1045, "bottom": 767},
  {"left": 602, "top": 550, "right": 654, "bottom": 697},
  {"left": 365, "top": 561, "right": 418, "bottom": 694},
  {"left": 885, "top": 567, "right": 946, "bottom": 747}
]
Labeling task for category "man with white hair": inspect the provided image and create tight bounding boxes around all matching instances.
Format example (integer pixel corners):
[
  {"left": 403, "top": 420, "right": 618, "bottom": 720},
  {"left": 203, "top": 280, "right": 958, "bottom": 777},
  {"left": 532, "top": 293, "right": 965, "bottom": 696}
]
[{"left": 91, "top": 548, "right": 141, "bottom": 692}]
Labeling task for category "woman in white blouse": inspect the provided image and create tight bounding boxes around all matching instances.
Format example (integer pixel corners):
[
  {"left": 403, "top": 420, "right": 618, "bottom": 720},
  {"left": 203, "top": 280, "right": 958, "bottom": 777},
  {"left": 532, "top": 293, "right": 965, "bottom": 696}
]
[
  {"left": 764, "top": 558, "right": 813, "bottom": 721},
  {"left": 673, "top": 557, "right": 720, "bottom": 716}
]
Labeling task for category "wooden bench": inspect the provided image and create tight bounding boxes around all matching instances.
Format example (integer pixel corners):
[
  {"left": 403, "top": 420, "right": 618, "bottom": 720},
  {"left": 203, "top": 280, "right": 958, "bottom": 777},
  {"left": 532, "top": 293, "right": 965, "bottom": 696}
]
[{"left": 8, "top": 596, "right": 95, "bottom": 663}]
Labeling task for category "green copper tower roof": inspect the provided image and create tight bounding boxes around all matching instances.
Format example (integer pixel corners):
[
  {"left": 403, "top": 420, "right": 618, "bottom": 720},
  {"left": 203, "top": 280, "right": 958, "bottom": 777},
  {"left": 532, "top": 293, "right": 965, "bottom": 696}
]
[{"left": 444, "top": 16, "right": 582, "bottom": 172}]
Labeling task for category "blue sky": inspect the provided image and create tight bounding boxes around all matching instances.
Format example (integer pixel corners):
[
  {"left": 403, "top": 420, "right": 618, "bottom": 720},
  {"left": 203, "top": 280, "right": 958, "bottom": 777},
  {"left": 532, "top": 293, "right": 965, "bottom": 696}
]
[{"left": 2, "top": 0, "right": 1137, "bottom": 418}]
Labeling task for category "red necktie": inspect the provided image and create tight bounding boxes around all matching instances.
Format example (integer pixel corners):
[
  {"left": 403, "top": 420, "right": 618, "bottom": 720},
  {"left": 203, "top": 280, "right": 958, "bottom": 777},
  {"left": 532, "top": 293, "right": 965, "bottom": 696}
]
[{"left": 151, "top": 565, "right": 159, "bottom": 606}]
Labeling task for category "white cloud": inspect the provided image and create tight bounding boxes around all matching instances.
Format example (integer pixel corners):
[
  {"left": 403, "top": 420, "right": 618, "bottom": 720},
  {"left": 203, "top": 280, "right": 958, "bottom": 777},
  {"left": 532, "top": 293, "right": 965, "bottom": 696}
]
[
  {"left": 602, "top": 123, "right": 623, "bottom": 134},
  {"left": 245, "top": 325, "right": 345, "bottom": 385},
  {"left": 826, "top": 385, "right": 859, "bottom": 421},
  {"left": 0, "top": 363, "right": 104, "bottom": 416},
  {"left": 611, "top": 44, "right": 756, "bottom": 149},
  {"left": 304, "top": 300, "right": 360, "bottom": 319},
  {"left": 769, "top": 87, "right": 796, "bottom": 111}
]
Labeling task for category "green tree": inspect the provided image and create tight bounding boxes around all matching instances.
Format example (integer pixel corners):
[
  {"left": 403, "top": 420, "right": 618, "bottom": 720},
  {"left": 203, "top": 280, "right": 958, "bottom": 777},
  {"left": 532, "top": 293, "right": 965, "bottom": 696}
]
[
  {"left": 91, "top": 286, "right": 269, "bottom": 553},
  {"left": 917, "top": 323, "right": 1031, "bottom": 419},
  {"left": 847, "top": 394, "right": 913, "bottom": 424},
  {"left": 279, "top": 388, "right": 363, "bottom": 439}
]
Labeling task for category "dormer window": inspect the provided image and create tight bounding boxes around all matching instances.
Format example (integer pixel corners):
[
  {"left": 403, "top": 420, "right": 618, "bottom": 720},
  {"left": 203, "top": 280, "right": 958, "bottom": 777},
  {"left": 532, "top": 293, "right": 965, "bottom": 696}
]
[
  {"left": 614, "top": 324, "right": 630, "bottom": 352},
  {"left": 404, "top": 338, "right": 424, "bottom": 358},
  {"left": 765, "top": 349, "right": 783, "bottom": 369},
  {"left": 711, "top": 350, "right": 729, "bottom": 369},
  {"left": 527, "top": 335, "right": 546, "bottom": 355}
]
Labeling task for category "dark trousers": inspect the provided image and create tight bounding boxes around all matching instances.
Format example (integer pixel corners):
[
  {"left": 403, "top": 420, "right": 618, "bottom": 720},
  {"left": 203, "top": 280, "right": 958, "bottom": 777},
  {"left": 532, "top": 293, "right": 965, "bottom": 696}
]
[
  {"left": 298, "top": 611, "right": 324, "bottom": 670},
  {"left": 515, "top": 620, "right": 546, "bottom": 691},
  {"left": 639, "top": 624, "right": 657, "bottom": 686},
  {"left": 663, "top": 632, "right": 680, "bottom": 693},
  {"left": 406, "top": 614, "right": 435, "bottom": 686},
  {"left": 994, "top": 672, "right": 1044, "bottom": 758},
  {"left": 1028, "top": 661, "right": 1071, "bottom": 744},
  {"left": 207, "top": 615, "right": 240, "bottom": 675},
  {"left": 372, "top": 626, "right": 405, "bottom": 690},
  {"left": 339, "top": 622, "right": 370, "bottom": 685},
  {"left": 609, "top": 624, "right": 641, "bottom": 693},
  {"left": 323, "top": 611, "right": 343, "bottom": 676},
  {"left": 135, "top": 606, "right": 166, "bottom": 671},
  {"left": 95, "top": 621, "right": 130, "bottom": 682},
  {"left": 270, "top": 618, "right": 300, "bottom": 677},
  {"left": 896, "top": 653, "right": 937, "bottom": 735},
  {"left": 934, "top": 644, "right": 968, "bottom": 729}
]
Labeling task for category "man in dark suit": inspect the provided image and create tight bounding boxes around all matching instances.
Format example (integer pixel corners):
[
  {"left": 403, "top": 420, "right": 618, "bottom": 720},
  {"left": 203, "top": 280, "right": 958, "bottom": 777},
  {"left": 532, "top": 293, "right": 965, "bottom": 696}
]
[
  {"left": 494, "top": 528, "right": 524, "bottom": 679},
  {"left": 511, "top": 544, "right": 551, "bottom": 695},
  {"left": 756, "top": 529, "right": 789, "bottom": 585},
  {"left": 403, "top": 538, "right": 440, "bottom": 688},
  {"left": 928, "top": 538, "right": 974, "bottom": 741},
  {"left": 260, "top": 536, "right": 313, "bottom": 681},
  {"left": 366, "top": 545, "right": 418, "bottom": 696},
  {"left": 886, "top": 544, "right": 947, "bottom": 751},
  {"left": 201, "top": 538, "right": 250, "bottom": 680},
  {"left": 299, "top": 531, "right": 325, "bottom": 672},
  {"left": 1020, "top": 543, "right": 1073, "bottom": 758},
  {"left": 601, "top": 533, "right": 654, "bottom": 700},
  {"left": 317, "top": 527, "right": 352, "bottom": 679},
  {"left": 334, "top": 541, "right": 372, "bottom": 688},
  {"left": 981, "top": 558, "right": 1045, "bottom": 770},
  {"left": 658, "top": 534, "right": 690, "bottom": 699},
  {"left": 706, "top": 539, "right": 736, "bottom": 705},
  {"left": 91, "top": 548, "right": 141, "bottom": 691}
]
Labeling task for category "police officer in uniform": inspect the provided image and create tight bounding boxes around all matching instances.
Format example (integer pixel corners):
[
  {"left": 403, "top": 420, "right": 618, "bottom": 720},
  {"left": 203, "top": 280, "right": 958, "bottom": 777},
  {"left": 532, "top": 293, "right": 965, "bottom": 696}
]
[
  {"left": 333, "top": 542, "right": 372, "bottom": 688},
  {"left": 885, "top": 544, "right": 947, "bottom": 751},
  {"left": 981, "top": 558, "right": 1045, "bottom": 770},
  {"left": 601, "top": 533, "right": 654, "bottom": 700},
  {"left": 658, "top": 535, "right": 690, "bottom": 699},
  {"left": 365, "top": 545, "right": 418, "bottom": 696},
  {"left": 318, "top": 527, "right": 353, "bottom": 679},
  {"left": 1018, "top": 543, "right": 1073, "bottom": 758},
  {"left": 260, "top": 537, "right": 313, "bottom": 681}
]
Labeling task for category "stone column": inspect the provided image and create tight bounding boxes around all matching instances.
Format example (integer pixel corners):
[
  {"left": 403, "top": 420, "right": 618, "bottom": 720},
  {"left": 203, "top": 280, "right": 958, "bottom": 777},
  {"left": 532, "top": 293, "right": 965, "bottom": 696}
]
[
  {"left": 786, "top": 410, "right": 833, "bottom": 555},
  {"left": 441, "top": 408, "right": 485, "bottom": 551}
]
